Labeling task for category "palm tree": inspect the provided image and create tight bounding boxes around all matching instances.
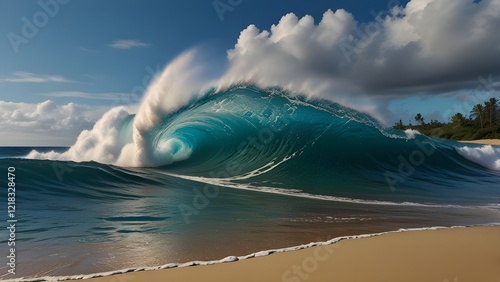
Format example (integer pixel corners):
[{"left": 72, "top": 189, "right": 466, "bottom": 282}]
[
  {"left": 414, "top": 113, "right": 424, "bottom": 125},
  {"left": 470, "top": 104, "right": 484, "bottom": 129},
  {"left": 484, "top": 101, "right": 491, "bottom": 127},
  {"left": 393, "top": 119, "right": 404, "bottom": 130},
  {"left": 488, "top": 97, "right": 497, "bottom": 126},
  {"left": 451, "top": 113, "right": 465, "bottom": 126}
]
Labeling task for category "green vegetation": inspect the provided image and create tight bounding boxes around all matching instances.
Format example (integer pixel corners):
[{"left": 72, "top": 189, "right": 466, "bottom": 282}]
[{"left": 393, "top": 97, "right": 500, "bottom": 140}]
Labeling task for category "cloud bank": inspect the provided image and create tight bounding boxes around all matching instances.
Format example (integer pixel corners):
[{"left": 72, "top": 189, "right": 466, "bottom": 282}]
[
  {"left": 219, "top": 0, "right": 500, "bottom": 113},
  {"left": 0, "top": 100, "right": 106, "bottom": 145}
]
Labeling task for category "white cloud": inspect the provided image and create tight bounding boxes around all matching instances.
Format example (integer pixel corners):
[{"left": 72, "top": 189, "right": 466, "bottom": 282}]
[
  {"left": 45, "top": 91, "right": 129, "bottom": 100},
  {"left": 108, "top": 39, "right": 150, "bottom": 49},
  {"left": 0, "top": 71, "right": 74, "bottom": 83},
  {"left": 217, "top": 0, "right": 500, "bottom": 123},
  {"left": 0, "top": 100, "right": 108, "bottom": 146}
]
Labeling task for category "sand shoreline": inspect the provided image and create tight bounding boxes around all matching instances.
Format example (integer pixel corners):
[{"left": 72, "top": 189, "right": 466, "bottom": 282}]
[
  {"left": 459, "top": 139, "right": 500, "bottom": 145},
  {"left": 18, "top": 225, "right": 498, "bottom": 282}
]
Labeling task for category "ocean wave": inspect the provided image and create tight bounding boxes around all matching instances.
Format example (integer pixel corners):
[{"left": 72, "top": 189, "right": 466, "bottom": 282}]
[
  {"left": 20, "top": 51, "right": 499, "bottom": 206},
  {"left": 24, "top": 85, "right": 500, "bottom": 205}
]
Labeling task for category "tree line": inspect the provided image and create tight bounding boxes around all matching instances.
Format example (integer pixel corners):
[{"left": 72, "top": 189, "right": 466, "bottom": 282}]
[{"left": 393, "top": 97, "right": 500, "bottom": 140}]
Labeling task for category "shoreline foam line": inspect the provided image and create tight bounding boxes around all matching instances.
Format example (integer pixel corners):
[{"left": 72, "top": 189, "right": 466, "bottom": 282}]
[{"left": 7, "top": 224, "right": 499, "bottom": 282}]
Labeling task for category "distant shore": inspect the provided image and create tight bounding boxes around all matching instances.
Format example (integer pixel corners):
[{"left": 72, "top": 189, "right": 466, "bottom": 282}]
[
  {"left": 458, "top": 139, "right": 500, "bottom": 145},
  {"left": 64, "top": 226, "right": 500, "bottom": 282}
]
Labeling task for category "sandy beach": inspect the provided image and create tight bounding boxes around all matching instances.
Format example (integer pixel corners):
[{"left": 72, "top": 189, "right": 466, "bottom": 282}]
[
  {"left": 68, "top": 226, "right": 500, "bottom": 282},
  {"left": 459, "top": 139, "right": 500, "bottom": 146}
]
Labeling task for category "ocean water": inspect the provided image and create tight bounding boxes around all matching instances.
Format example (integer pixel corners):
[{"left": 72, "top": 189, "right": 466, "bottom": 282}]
[{"left": 1, "top": 86, "right": 500, "bottom": 280}]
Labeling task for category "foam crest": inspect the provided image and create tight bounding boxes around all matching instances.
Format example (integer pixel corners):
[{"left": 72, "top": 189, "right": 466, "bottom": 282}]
[
  {"left": 456, "top": 145, "right": 500, "bottom": 171},
  {"left": 27, "top": 50, "right": 208, "bottom": 167},
  {"left": 27, "top": 107, "right": 131, "bottom": 164},
  {"left": 404, "top": 129, "right": 421, "bottom": 139},
  {"left": 132, "top": 50, "right": 207, "bottom": 167}
]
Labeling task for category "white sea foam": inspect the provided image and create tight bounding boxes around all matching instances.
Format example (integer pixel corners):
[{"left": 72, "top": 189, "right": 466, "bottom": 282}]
[
  {"left": 27, "top": 51, "right": 209, "bottom": 168},
  {"left": 404, "top": 129, "right": 421, "bottom": 139},
  {"left": 26, "top": 107, "right": 131, "bottom": 164},
  {"left": 456, "top": 145, "right": 500, "bottom": 171}
]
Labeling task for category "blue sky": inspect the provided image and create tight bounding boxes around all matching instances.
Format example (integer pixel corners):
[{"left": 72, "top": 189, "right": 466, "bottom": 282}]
[{"left": 1, "top": 0, "right": 499, "bottom": 145}]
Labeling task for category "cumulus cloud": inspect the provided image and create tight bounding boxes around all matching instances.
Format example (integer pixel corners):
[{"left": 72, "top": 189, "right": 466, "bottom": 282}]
[
  {"left": 350, "top": 0, "right": 500, "bottom": 94},
  {"left": 0, "top": 71, "right": 74, "bottom": 83},
  {"left": 0, "top": 100, "right": 108, "bottom": 145},
  {"left": 218, "top": 0, "right": 500, "bottom": 121},
  {"left": 108, "top": 39, "right": 150, "bottom": 49}
]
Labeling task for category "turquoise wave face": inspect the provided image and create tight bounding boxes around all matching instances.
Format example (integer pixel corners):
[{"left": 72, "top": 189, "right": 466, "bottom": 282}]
[
  {"left": 107, "top": 85, "right": 500, "bottom": 205},
  {"left": 134, "top": 85, "right": 381, "bottom": 172}
]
